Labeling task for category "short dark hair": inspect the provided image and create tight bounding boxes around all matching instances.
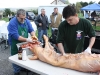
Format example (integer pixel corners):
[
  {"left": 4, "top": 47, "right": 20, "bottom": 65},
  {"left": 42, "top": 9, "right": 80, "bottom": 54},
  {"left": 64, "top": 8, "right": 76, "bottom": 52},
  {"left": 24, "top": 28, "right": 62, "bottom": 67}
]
[
  {"left": 54, "top": 7, "right": 58, "bottom": 10},
  {"left": 62, "top": 5, "right": 76, "bottom": 19}
]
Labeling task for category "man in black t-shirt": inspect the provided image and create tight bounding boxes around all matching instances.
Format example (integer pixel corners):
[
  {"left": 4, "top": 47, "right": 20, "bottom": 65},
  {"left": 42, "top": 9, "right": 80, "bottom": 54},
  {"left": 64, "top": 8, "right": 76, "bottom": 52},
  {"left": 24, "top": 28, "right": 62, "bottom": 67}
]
[{"left": 56, "top": 5, "right": 95, "bottom": 55}]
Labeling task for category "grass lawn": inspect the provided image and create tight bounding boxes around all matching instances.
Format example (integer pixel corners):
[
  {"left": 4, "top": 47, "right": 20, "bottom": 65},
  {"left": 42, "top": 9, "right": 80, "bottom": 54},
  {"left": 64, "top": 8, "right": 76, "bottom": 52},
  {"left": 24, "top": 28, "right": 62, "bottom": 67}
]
[
  {"left": 93, "top": 26, "right": 100, "bottom": 31},
  {"left": 78, "top": 13, "right": 84, "bottom": 18},
  {"left": 35, "top": 27, "right": 52, "bottom": 37},
  {"left": 1, "top": 17, "right": 9, "bottom": 22}
]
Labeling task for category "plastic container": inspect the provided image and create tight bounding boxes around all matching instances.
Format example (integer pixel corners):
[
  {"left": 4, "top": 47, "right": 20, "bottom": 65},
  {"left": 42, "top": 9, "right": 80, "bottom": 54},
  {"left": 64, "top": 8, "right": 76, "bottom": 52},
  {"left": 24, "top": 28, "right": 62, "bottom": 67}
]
[{"left": 22, "top": 50, "right": 27, "bottom": 61}]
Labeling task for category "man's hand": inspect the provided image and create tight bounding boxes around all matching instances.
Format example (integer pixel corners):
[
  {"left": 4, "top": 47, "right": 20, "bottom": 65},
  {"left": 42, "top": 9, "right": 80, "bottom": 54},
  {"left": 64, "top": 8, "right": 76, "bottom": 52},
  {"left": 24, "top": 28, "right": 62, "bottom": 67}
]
[
  {"left": 26, "top": 38, "right": 33, "bottom": 42},
  {"left": 31, "top": 36, "right": 38, "bottom": 43},
  {"left": 84, "top": 47, "right": 91, "bottom": 54},
  {"left": 39, "top": 23, "right": 42, "bottom": 26},
  {"left": 62, "top": 53, "right": 66, "bottom": 56},
  {"left": 31, "top": 36, "right": 38, "bottom": 41}
]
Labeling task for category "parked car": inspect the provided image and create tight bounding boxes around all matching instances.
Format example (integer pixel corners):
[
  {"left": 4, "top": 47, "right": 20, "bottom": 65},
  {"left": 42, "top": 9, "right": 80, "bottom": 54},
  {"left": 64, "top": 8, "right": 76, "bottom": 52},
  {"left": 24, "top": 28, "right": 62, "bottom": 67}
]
[
  {"left": 9, "top": 16, "right": 15, "bottom": 21},
  {"left": 26, "top": 11, "right": 35, "bottom": 20}
]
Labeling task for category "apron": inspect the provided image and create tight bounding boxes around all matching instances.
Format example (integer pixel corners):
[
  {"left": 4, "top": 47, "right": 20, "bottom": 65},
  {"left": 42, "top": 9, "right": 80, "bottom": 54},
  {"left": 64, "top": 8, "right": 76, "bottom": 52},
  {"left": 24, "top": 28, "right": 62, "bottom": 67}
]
[{"left": 11, "top": 22, "right": 28, "bottom": 55}]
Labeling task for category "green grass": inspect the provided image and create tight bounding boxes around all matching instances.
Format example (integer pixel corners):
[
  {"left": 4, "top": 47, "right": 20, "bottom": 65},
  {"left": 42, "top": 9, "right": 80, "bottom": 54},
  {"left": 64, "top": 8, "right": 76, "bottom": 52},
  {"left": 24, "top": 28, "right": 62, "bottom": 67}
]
[
  {"left": 78, "top": 13, "right": 84, "bottom": 18},
  {"left": 92, "top": 26, "right": 100, "bottom": 31},
  {"left": 35, "top": 27, "right": 52, "bottom": 37},
  {"left": 1, "top": 17, "right": 9, "bottom": 22}
]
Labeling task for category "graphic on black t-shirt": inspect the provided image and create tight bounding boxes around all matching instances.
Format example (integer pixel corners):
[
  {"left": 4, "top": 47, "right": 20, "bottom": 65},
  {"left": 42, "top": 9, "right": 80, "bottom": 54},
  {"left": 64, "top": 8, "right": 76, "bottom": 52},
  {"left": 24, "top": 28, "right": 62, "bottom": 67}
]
[{"left": 76, "top": 30, "right": 83, "bottom": 40}]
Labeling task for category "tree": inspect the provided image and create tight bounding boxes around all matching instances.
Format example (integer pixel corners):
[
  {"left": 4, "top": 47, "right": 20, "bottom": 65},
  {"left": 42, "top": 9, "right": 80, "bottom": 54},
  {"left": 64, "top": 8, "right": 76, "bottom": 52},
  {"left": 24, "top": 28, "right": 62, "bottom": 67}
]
[
  {"left": 33, "top": 9, "right": 38, "bottom": 15},
  {"left": 65, "top": 0, "right": 69, "bottom": 4},
  {"left": 88, "top": 1, "right": 95, "bottom": 4},
  {"left": 11, "top": 12, "right": 15, "bottom": 16},
  {"left": 76, "top": 2, "right": 82, "bottom": 13},
  {"left": 98, "top": 1, "right": 100, "bottom": 4},
  {"left": 72, "top": 3, "right": 75, "bottom": 7},
  {"left": 4, "top": 8, "right": 11, "bottom": 17},
  {"left": 80, "top": 1, "right": 88, "bottom": 7}
]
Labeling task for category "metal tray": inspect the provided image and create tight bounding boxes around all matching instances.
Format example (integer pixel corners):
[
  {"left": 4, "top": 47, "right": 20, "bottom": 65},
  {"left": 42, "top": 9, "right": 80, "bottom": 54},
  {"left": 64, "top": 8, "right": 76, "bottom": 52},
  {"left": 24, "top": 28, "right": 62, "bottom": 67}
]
[{"left": 16, "top": 42, "right": 32, "bottom": 55}]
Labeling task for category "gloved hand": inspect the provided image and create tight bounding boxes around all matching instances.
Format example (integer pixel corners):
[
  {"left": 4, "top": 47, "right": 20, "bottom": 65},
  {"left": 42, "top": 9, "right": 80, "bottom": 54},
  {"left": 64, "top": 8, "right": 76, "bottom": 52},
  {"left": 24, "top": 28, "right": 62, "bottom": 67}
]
[
  {"left": 62, "top": 53, "right": 66, "bottom": 56},
  {"left": 84, "top": 47, "right": 91, "bottom": 54},
  {"left": 26, "top": 38, "right": 33, "bottom": 42},
  {"left": 31, "top": 36, "right": 38, "bottom": 41}
]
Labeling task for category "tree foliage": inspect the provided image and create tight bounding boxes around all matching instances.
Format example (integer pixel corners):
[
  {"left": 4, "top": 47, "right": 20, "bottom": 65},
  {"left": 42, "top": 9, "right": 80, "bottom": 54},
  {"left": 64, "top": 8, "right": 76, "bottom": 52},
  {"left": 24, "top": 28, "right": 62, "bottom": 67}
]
[
  {"left": 76, "top": 2, "right": 82, "bottom": 13},
  {"left": 80, "top": 1, "right": 88, "bottom": 7},
  {"left": 98, "top": 1, "right": 100, "bottom": 4},
  {"left": 4, "top": 8, "right": 11, "bottom": 16},
  {"left": 65, "top": 0, "right": 69, "bottom": 4},
  {"left": 88, "top": 1, "right": 95, "bottom": 4},
  {"left": 33, "top": 9, "right": 38, "bottom": 15},
  {"left": 11, "top": 12, "right": 15, "bottom": 16}
]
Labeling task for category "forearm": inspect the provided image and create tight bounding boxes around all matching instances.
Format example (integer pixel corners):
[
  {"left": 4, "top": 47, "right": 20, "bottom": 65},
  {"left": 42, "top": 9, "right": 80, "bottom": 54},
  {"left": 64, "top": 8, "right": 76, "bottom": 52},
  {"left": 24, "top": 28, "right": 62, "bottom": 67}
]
[
  {"left": 18, "top": 36, "right": 27, "bottom": 42},
  {"left": 57, "top": 43, "right": 65, "bottom": 54},
  {"left": 88, "top": 37, "right": 95, "bottom": 48},
  {"left": 30, "top": 31, "right": 36, "bottom": 36}
]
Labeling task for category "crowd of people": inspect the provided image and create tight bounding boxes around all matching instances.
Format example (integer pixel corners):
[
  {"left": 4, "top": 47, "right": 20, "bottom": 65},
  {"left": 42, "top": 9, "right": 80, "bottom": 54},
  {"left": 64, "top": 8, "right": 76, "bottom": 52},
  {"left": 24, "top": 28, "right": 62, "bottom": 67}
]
[
  {"left": 7, "top": 5, "right": 96, "bottom": 75},
  {"left": 85, "top": 10, "right": 97, "bottom": 21}
]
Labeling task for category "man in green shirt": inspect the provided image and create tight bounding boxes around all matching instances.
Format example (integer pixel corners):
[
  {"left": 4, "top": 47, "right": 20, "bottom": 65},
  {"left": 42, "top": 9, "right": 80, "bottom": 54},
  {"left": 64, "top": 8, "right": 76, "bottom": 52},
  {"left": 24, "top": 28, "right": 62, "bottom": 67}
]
[{"left": 56, "top": 5, "right": 95, "bottom": 55}]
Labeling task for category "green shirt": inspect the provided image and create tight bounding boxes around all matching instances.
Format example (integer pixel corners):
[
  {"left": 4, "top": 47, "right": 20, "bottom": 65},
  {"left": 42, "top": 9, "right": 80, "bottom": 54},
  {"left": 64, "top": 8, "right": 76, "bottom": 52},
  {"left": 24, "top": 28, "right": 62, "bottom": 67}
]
[{"left": 56, "top": 18, "right": 95, "bottom": 53}]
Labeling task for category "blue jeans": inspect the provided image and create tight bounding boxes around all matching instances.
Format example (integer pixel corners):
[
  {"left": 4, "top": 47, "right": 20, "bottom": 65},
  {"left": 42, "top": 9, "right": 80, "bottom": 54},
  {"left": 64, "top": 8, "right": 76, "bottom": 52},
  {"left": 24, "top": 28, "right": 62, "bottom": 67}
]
[
  {"left": 12, "top": 64, "right": 22, "bottom": 73},
  {"left": 38, "top": 27, "right": 47, "bottom": 42},
  {"left": 10, "top": 46, "right": 22, "bottom": 73}
]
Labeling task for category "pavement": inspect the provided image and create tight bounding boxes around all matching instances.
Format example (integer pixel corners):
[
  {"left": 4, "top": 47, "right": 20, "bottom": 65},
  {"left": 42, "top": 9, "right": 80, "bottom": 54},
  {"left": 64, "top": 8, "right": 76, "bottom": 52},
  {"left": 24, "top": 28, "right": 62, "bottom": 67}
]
[{"left": 0, "top": 41, "right": 40, "bottom": 75}]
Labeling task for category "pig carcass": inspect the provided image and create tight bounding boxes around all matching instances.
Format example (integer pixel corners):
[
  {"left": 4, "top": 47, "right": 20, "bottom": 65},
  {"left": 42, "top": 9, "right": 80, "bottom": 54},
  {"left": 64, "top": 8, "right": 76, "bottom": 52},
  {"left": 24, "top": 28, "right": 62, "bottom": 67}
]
[{"left": 26, "top": 35, "right": 100, "bottom": 73}]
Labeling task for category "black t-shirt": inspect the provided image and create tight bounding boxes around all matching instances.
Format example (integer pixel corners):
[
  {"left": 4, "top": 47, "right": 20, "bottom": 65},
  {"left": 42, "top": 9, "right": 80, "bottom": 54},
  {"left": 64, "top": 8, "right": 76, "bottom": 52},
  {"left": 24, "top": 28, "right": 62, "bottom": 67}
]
[{"left": 57, "top": 18, "right": 95, "bottom": 53}]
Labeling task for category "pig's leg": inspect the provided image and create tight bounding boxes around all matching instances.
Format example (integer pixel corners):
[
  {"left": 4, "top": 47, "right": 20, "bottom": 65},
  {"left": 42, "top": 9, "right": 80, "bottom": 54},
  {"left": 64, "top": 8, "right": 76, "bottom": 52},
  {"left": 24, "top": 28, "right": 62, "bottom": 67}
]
[
  {"left": 43, "top": 35, "right": 51, "bottom": 50},
  {"left": 43, "top": 35, "right": 54, "bottom": 50},
  {"left": 48, "top": 42, "right": 54, "bottom": 50},
  {"left": 29, "top": 55, "right": 38, "bottom": 60}
]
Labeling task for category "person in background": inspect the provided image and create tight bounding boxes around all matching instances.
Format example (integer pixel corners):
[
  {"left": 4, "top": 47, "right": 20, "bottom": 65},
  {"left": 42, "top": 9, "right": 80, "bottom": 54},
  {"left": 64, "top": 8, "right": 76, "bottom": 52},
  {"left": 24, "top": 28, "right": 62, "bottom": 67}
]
[
  {"left": 56, "top": 5, "right": 95, "bottom": 55},
  {"left": 9, "top": 14, "right": 14, "bottom": 21},
  {"left": 35, "top": 8, "right": 49, "bottom": 43},
  {"left": 88, "top": 11, "right": 91, "bottom": 19},
  {"left": 50, "top": 7, "right": 62, "bottom": 33},
  {"left": 85, "top": 11, "right": 89, "bottom": 19},
  {"left": 91, "top": 11, "right": 97, "bottom": 21},
  {"left": 7, "top": 9, "right": 37, "bottom": 75}
]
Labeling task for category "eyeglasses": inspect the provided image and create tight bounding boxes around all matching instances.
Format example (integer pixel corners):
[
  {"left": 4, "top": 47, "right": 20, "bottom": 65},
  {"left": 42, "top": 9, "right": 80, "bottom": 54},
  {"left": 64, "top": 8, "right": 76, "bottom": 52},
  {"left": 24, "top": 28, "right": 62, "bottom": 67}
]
[{"left": 19, "top": 17, "right": 26, "bottom": 20}]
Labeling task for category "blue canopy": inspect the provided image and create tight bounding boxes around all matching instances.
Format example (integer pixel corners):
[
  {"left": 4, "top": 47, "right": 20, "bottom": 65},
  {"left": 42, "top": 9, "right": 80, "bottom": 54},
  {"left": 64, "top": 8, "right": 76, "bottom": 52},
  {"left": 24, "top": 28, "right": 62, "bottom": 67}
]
[{"left": 81, "top": 3, "right": 100, "bottom": 11}]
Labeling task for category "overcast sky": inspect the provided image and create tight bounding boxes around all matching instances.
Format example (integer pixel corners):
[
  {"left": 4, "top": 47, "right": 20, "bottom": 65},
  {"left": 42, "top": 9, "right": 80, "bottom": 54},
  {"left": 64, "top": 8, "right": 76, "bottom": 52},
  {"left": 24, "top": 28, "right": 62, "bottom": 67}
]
[{"left": 0, "top": 0, "right": 99, "bottom": 8}]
